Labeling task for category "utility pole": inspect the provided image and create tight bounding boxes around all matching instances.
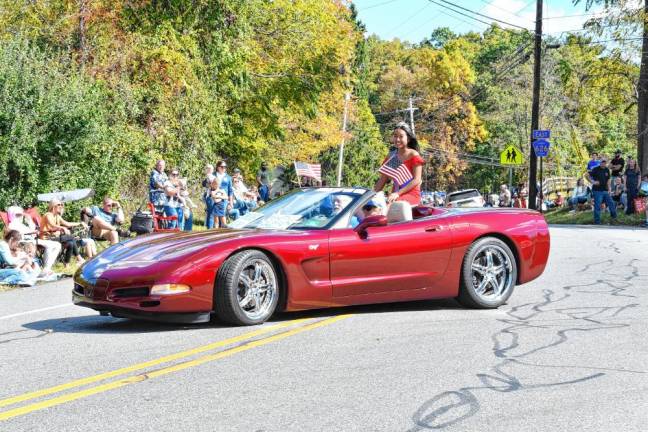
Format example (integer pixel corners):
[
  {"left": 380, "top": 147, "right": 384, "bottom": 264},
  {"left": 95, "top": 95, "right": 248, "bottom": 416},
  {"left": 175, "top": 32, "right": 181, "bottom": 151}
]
[
  {"left": 407, "top": 96, "right": 418, "bottom": 135},
  {"left": 336, "top": 92, "right": 351, "bottom": 187},
  {"left": 528, "top": 0, "right": 543, "bottom": 210}
]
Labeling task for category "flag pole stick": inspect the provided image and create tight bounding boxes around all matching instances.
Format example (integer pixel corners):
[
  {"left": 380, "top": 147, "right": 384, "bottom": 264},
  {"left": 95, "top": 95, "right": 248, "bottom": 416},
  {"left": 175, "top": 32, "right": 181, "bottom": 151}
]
[{"left": 294, "top": 162, "right": 302, "bottom": 188}]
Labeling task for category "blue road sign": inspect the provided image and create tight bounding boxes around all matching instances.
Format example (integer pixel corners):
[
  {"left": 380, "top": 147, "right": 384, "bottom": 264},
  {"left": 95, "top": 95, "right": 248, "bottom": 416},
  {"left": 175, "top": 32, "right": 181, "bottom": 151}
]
[
  {"left": 533, "top": 139, "right": 551, "bottom": 157},
  {"left": 532, "top": 130, "right": 551, "bottom": 139}
]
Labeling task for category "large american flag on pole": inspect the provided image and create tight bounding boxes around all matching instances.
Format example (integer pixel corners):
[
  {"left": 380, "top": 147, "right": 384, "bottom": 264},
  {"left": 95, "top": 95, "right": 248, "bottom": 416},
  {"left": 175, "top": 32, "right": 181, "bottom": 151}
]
[
  {"left": 378, "top": 152, "right": 412, "bottom": 187},
  {"left": 294, "top": 162, "right": 321, "bottom": 182}
]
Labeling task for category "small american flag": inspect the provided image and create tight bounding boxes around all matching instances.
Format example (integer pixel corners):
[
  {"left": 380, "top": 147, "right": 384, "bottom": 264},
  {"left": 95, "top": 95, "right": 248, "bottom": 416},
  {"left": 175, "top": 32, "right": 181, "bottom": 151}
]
[
  {"left": 378, "top": 153, "right": 412, "bottom": 187},
  {"left": 294, "top": 162, "right": 321, "bottom": 182}
]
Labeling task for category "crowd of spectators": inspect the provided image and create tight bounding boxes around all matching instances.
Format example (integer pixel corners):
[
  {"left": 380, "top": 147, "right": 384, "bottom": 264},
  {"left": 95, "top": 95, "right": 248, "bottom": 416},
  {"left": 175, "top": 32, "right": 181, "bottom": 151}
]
[
  {"left": 477, "top": 150, "right": 648, "bottom": 227},
  {"left": 151, "top": 159, "right": 268, "bottom": 230},
  {"left": 1, "top": 193, "right": 124, "bottom": 285}
]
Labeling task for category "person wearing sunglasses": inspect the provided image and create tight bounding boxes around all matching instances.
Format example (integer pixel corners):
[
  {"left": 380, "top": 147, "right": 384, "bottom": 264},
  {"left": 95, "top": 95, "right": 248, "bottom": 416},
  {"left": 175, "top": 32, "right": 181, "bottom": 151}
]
[
  {"left": 215, "top": 160, "right": 236, "bottom": 220},
  {"left": 40, "top": 199, "right": 87, "bottom": 267},
  {"left": 587, "top": 158, "right": 618, "bottom": 224}
]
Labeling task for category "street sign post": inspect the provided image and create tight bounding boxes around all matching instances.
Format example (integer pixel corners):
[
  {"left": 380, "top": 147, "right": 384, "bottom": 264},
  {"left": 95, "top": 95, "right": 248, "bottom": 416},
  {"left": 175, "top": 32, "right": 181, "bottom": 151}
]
[
  {"left": 532, "top": 139, "right": 550, "bottom": 157},
  {"left": 532, "top": 129, "right": 550, "bottom": 140}
]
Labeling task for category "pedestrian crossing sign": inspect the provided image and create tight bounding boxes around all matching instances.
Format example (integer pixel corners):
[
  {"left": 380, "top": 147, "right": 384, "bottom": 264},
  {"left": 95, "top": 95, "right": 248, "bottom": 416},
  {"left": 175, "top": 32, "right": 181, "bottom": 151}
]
[{"left": 500, "top": 145, "right": 524, "bottom": 165}]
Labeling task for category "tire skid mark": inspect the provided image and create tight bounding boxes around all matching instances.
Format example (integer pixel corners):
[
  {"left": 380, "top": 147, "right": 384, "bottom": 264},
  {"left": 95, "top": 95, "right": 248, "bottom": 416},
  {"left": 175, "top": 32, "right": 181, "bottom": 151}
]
[{"left": 406, "top": 255, "right": 645, "bottom": 431}]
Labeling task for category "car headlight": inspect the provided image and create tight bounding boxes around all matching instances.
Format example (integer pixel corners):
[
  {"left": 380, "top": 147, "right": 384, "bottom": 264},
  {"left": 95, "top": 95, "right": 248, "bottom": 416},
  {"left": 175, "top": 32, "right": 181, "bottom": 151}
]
[{"left": 150, "top": 284, "right": 191, "bottom": 295}]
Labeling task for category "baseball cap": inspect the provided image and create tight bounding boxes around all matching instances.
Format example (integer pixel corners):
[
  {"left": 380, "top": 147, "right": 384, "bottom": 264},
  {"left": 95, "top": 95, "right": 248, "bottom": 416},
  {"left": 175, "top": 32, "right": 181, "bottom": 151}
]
[
  {"left": 362, "top": 200, "right": 378, "bottom": 211},
  {"left": 614, "top": 149, "right": 622, "bottom": 154}
]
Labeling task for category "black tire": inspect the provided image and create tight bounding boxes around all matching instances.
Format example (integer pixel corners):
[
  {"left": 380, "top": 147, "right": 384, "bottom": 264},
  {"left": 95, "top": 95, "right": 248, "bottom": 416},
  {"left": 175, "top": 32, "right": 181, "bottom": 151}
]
[
  {"left": 214, "top": 250, "right": 280, "bottom": 325},
  {"left": 456, "top": 237, "right": 517, "bottom": 309}
]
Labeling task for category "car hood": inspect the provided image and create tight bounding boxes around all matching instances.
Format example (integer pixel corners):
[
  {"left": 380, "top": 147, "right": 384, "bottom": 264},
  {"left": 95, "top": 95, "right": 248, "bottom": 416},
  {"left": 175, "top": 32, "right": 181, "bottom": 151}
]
[
  {"left": 78, "top": 229, "right": 263, "bottom": 283},
  {"left": 105, "top": 229, "right": 263, "bottom": 262}
]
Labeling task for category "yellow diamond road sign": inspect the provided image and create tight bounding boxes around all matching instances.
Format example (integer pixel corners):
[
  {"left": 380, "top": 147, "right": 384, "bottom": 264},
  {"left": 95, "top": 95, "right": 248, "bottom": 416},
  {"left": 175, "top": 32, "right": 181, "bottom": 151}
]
[{"left": 500, "top": 145, "right": 524, "bottom": 165}]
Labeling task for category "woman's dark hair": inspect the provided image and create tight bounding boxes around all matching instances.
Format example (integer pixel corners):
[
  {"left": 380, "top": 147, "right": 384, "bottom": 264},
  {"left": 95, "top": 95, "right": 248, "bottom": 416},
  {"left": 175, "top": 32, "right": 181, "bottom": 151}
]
[
  {"left": 4, "top": 230, "right": 21, "bottom": 243},
  {"left": 394, "top": 122, "right": 419, "bottom": 152}
]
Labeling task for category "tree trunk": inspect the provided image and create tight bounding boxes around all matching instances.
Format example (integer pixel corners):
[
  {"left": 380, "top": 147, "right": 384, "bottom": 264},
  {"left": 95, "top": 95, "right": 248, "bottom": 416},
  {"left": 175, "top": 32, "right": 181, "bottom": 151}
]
[
  {"left": 638, "top": 1, "right": 648, "bottom": 172},
  {"left": 78, "top": 0, "right": 88, "bottom": 67}
]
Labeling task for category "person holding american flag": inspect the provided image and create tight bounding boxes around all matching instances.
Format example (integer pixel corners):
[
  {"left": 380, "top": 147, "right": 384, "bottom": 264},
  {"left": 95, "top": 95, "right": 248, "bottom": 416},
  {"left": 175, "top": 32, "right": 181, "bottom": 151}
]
[{"left": 373, "top": 122, "right": 425, "bottom": 206}]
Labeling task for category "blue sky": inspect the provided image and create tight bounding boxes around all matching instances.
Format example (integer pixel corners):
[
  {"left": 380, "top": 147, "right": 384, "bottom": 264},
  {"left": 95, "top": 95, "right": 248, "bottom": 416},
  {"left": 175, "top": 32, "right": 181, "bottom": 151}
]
[{"left": 352, "top": 0, "right": 604, "bottom": 43}]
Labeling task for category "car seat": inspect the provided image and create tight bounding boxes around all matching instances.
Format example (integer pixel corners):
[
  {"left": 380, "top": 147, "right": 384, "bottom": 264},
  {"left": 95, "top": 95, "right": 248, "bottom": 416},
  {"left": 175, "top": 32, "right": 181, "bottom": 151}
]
[{"left": 386, "top": 201, "right": 412, "bottom": 224}]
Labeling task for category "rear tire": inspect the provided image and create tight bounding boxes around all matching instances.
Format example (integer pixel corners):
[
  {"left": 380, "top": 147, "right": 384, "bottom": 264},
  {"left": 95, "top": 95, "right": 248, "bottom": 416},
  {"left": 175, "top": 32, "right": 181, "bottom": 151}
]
[
  {"left": 457, "top": 237, "right": 517, "bottom": 309},
  {"left": 214, "top": 250, "right": 280, "bottom": 325}
]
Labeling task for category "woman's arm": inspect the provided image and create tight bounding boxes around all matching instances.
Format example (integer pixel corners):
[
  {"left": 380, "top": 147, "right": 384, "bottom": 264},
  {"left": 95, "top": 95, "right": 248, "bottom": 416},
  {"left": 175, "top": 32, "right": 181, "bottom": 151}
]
[{"left": 373, "top": 173, "right": 389, "bottom": 193}]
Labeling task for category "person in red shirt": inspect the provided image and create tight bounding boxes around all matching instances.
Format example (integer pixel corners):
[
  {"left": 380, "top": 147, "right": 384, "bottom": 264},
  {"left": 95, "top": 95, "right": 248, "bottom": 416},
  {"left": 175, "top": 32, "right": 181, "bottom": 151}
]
[{"left": 373, "top": 122, "right": 425, "bottom": 206}]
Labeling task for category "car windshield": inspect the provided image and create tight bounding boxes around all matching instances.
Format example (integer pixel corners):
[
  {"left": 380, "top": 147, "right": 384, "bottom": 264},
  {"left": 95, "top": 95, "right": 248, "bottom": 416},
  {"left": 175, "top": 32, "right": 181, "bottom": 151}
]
[{"left": 229, "top": 188, "right": 364, "bottom": 230}]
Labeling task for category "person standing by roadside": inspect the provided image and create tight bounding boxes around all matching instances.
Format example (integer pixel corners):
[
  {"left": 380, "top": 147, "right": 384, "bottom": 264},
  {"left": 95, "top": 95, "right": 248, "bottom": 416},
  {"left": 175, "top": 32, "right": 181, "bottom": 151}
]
[
  {"left": 587, "top": 152, "right": 600, "bottom": 173},
  {"left": 587, "top": 157, "right": 617, "bottom": 224},
  {"left": 215, "top": 160, "right": 235, "bottom": 220},
  {"left": 149, "top": 160, "right": 168, "bottom": 206},
  {"left": 162, "top": 169, "right": 184, "bottom": 230},
  {"left": 498, "top": 184, "right": 511, "bottom": 207},
  {"left": 206, "top": 177, "right": 228, "bottom": 229},
  {"left": 610, "top": 150, "right": 625, "bottom": 184},
  {"left": 257, "top": 162, "right": 272, "bottom": 203},
  {"left": 623, "top": 158, "right": 641, "bottom": 215}
]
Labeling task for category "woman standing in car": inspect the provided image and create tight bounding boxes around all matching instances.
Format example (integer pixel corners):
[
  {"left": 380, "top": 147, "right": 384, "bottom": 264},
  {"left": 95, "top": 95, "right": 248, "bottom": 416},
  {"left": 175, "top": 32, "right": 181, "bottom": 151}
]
[{"left": 373, "top": 122, "right": 425, "bottom": 205}]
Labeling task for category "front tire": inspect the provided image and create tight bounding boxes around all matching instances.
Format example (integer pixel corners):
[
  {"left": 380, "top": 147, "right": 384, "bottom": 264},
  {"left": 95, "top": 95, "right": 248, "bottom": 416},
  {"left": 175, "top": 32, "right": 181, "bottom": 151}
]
[
  {"left": 214, "top": 250, "right": 280, "bottom": 325},
  {"left": 457, "top": 237, "right": 517, "bottom": 309}
]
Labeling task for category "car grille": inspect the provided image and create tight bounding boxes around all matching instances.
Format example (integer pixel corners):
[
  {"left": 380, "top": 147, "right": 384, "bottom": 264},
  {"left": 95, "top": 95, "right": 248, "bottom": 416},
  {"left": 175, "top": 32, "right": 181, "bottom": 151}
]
[{"left": 111, "top": 287, "right": 150, "bottom": 299}]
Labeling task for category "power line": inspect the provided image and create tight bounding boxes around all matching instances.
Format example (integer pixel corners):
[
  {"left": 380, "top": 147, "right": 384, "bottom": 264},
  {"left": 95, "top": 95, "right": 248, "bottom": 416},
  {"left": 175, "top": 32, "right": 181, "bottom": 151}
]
[
  {"left": 359, "top": 0, "right": 399, "bottom": 11},
  {"left": 401, "top": 10, "right": 445, "bottom": 40},
  {"left": 543, "top": 12, "right": 606, "bottom": 20},
  {"left": 437, "top": 10, "right": 490, "bottom": 31},
  {"left": 478, "top": 0, "right": 535, "bottom": 22},
  {"left": 428, "top": 0, "right": 529, "bottom": 30},
  {"left": 432, "top": 5, "right": 494, "bottom": 29},
  {"left": 385, "top": 2, "right": 432, "bottom": 37}
]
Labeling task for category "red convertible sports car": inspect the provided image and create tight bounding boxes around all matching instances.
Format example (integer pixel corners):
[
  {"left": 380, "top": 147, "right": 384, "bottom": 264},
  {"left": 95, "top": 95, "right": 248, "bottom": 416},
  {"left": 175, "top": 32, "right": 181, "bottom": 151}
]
[{"left": 73, "top": 187, "right": 550, "bottom": 326}]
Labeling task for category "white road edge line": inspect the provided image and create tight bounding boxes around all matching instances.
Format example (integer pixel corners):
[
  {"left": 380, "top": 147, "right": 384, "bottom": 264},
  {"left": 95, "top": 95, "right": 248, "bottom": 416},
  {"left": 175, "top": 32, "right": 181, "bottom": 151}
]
[{"left": 0, "top": 303, "right": 74, "bottom": 321}]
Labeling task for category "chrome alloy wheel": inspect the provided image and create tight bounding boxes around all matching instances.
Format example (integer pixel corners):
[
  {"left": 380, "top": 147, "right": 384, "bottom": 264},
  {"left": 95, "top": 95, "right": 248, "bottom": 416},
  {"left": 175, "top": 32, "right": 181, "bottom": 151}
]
[
  {"left": 470, "top": 244, "right": 514, "bottom": 302},
  {"left": 237, "top": 259, "right": 278, "bottom": 321}
]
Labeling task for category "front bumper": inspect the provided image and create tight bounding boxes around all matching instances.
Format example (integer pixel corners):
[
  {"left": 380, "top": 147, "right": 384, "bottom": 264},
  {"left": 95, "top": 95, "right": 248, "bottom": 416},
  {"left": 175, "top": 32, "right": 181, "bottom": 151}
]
[
  {"left": 72, "top": 279, "right": 213, "bottom": 324},
  {"left": 73, "top": 296, "right": 211, "bottom": 324}
]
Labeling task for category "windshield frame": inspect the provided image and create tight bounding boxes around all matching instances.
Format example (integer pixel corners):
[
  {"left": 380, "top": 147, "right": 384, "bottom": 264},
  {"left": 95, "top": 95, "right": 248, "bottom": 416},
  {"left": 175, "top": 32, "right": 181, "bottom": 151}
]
[{"left": 229, "top": 187, "right": 371, "bottom": 231}]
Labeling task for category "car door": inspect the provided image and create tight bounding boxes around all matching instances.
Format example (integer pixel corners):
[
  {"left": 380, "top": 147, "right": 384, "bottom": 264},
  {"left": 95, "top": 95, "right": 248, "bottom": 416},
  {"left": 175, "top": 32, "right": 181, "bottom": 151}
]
[{"left": 328, "top": 217, "right": 453, "bottom": 297}]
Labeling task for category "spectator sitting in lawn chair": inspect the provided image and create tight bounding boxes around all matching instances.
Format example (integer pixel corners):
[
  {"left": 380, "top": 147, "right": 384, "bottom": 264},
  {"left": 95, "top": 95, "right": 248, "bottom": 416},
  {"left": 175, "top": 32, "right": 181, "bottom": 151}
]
[
  {"left": 568, "top": 178, "right": 591, "bottom": 211},
  {"left": 41, "top": 199, "right": 88, "bottom": 268},
  {"left": 83, "top": 197, "right": 125, "bottom": 245},
  {"left": 5, "top": 205, "right": 62, "bottom": 276},
  {"left": 0, "top": 230, "right": 39, "bottom": 286}
]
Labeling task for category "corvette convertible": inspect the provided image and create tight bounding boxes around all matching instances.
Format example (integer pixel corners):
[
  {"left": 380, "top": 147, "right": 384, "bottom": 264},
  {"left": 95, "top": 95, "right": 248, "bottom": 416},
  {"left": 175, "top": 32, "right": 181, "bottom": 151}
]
[{"left": 73, "top": 187, "right": 550, "bottom": 326}]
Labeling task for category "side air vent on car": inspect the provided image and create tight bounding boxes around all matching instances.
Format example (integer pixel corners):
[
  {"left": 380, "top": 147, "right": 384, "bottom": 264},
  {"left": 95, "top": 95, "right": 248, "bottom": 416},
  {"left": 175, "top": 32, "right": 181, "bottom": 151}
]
[{"left": 74, "top": 283, "right": 84, "bottom": 295}]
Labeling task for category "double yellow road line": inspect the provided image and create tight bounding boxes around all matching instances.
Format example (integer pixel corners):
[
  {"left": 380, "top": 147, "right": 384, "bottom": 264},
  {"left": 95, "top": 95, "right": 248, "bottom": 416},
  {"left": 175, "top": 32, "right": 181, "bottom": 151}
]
[{"left": 0, "top": 314, "right": 351, "bottom": 421}]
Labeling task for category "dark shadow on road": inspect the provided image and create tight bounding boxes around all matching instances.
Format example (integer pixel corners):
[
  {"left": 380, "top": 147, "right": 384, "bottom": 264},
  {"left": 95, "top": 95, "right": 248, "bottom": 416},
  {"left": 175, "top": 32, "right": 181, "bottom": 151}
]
[
  {"left": 270, "top": 297, "right": 465, "bottom": 322},
  {"left": 21, "top": 314, "right": 215, "bottom": 335},
  {"left": 20, "top": 297, "right": 467, "bottom": 334}
]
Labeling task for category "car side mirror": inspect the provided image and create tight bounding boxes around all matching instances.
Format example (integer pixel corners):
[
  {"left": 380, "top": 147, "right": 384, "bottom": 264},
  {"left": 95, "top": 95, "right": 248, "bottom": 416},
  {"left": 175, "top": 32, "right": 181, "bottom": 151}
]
[{"left": 353, "top": 215, "right": 387, "bottom": 239}]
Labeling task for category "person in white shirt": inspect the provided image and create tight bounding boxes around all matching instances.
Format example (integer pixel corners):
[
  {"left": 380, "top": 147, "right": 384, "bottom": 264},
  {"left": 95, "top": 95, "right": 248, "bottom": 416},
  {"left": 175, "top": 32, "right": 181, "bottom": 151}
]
[
  {"left": 231, "top": 170, "right": 258, "bottom": 216},
  {"left": 567, "top": 178, "right": 590, "bottom": 210},
  {"left": 6, "top": 206, "right": 61, "bottom": 275}
]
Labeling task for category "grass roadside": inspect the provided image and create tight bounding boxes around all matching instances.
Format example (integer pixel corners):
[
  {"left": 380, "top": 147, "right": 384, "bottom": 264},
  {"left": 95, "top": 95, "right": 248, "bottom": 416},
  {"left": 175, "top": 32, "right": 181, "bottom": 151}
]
[{"left": 543, "top": 206, "right": 646, "bottom": 226}]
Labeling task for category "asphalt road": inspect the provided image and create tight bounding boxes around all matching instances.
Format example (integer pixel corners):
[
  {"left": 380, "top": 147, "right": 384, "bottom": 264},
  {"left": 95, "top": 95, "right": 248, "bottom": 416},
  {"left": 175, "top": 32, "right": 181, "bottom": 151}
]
[{"left": 1, "top": 226, "right": 647, "bottom": 432}]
